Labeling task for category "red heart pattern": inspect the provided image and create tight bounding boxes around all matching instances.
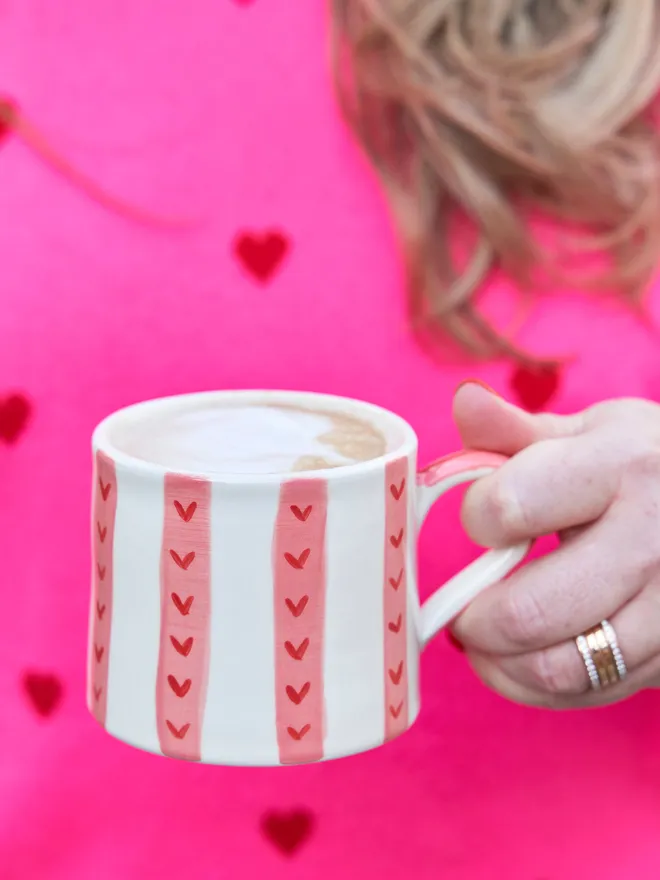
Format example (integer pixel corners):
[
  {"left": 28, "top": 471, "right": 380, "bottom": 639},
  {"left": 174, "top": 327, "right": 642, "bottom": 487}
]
[
  {"left": 167, "top": 675, "right": 192, "bottom": 698},
  {"left": 0, "top": 393, "right": 31, "bottom": 444},
  {"left": 284, "top": 548, "right": 310, "bottom": 570},
  {"left": 510, "top": 364, "right": 562, "bottom": 412},
  {"left": 171, "top": 593, "right": 194, "bottom": 616},
  {"left": 166, "top": 721, "right": 191, "bottom": 740},
  {"left": 290, "top": 505, "right": 312, "bottom": 522},
  {"left": 23, "top": 671, "right": 63, "bottom": 718},
  {"left": 174, "top": 500, "right": 197, "bottom": 522},
  {"left": 285, "top": 595, "right": 309, "bottom": 618},
  {"left": 170, "top": 549, "right": 196, "bottom": 570},
  {"left": 286, "top": 682, "right": 311, "bottom": 705},
  {"left": 287, "top": 724, "right": 311, "bottom": 741},
  {"left": 233, "top": 230, "right": 290, "bottom": 283},
  {"left": 261, "top": 809, "right": 315, "bottom": 857},
  {"left": 390, "top": 529, "right": 404, "bottom": 549},
  {"left": 389, "top": 661, "right": 404, "bottom": 685},
  {"left": 388, "top": 614, "right": 402, "bottom": 633},
  {"left": 284, "top": 638, "right": 309, "bottom": 661},
  {"left": 170, "top": 636, "right": 194, "bottom": 657}
]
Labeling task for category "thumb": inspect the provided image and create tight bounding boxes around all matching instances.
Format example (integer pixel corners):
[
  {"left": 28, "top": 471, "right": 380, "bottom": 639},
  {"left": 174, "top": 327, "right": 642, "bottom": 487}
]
[{"left": 452, "top": 381, "right": 584, "bottom": 455}]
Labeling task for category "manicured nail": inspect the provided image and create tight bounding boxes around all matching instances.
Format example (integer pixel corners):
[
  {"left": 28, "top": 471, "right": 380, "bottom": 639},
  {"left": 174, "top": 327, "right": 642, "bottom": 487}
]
[
  {"left": 446, "top": 631, "right": 465, "bottom": 653},
  {"left": 455, "top": 378, "right": 500, "bottom": 396}
]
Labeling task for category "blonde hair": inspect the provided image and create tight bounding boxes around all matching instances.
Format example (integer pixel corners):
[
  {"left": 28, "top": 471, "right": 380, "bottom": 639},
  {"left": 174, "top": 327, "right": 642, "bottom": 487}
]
[{"left": 332, "top": 0, "right": 660, "bottom": 362}]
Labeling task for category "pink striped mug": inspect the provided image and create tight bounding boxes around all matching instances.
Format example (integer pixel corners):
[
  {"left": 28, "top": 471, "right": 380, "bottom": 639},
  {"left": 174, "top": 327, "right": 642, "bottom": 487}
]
[{"left": 88, "top": 390, "right": 529, "bottom": 765}]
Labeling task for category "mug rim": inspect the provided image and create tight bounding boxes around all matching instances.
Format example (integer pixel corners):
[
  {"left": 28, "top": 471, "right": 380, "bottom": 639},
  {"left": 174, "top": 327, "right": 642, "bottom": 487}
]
[{"left": 92, "top": 389, "right": 418, "bottom": 483}]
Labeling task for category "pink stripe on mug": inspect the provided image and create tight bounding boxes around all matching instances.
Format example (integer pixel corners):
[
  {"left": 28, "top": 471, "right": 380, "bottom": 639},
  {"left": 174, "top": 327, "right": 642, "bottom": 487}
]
[
  {"left": 88, "top": 452, "right": 117, "bottom": 727},
  {"left": 384, "top": 457, "right": 409, "bottom": 741},
  {"left": 156, "top": 475, "right": 212, "bottom": 761},
  {"left": 273, "top": 479, "right": 328, "bottom": 764}
]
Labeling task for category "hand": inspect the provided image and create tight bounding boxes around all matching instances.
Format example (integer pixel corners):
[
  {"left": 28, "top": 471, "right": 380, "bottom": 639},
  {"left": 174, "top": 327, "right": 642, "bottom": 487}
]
[{"left": 450, "top": 382, "right": 660, "bottom": 708}]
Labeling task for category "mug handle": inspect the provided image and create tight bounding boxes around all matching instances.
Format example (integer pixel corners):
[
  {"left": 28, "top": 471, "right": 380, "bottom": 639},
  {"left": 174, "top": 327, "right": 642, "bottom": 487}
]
[{"left": 417, "top": 450, "right": 531, "bottom": 647}]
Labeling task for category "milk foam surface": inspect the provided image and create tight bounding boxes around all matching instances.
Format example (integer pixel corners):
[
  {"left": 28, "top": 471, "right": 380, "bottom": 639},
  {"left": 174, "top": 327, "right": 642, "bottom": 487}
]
[{"left": 114, "top": 403, "right": 388, "bottom": 474}]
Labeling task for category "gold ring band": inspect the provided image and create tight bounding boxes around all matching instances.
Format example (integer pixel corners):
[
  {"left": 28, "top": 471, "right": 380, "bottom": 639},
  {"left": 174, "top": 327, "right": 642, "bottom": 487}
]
[{"left": 575, "top": 619, "right": 627, "bottom": 691}]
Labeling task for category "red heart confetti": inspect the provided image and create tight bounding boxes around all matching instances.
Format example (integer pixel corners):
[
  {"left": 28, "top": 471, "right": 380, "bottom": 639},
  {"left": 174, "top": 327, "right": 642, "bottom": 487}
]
[
  {"left": 261, "top": 809, "right": 315, "bottom": 857},
  {"left": 0, "top": 393, "right": 32, "bottom": 444},
  {"left": 233, "top": 230, "right": 290, "bottom": 283},
  {"left": 23, "top": 671, "right": 63, "bottom": 718},
  {"left": 0, "top": 97, "right": 17, "bottom": 143},
  {"left": 509, "top": 364, "right": 562, "bottom": 413}
]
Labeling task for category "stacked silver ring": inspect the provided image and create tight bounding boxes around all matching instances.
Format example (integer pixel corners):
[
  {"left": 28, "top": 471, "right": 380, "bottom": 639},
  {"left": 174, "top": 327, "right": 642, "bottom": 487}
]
[
  {"left": 575, "top": 634, "right": 601, "bottom": 689},
  {"left": 575, "top": 618, "right": 628, "bottom": 691}
]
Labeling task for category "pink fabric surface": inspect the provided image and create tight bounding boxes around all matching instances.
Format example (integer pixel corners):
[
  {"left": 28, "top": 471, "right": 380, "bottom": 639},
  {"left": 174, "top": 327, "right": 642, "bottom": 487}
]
[{"left": 1, "top": 2, "right": 660, "bottom": 878}]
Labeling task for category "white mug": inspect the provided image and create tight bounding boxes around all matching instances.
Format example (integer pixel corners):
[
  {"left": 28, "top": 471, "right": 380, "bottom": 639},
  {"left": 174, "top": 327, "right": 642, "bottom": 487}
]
[{"left": 88, "top": 390, "right": 529, "bottom": 765}]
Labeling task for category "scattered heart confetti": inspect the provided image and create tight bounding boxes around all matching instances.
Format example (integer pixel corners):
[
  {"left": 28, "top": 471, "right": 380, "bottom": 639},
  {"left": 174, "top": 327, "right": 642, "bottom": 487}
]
[
  {"left": 0, "top": 97, "right": 17, "bottom": 143},
  {"left": 23, "top": 671, "right": 64, "bottom": 718},
  {"left": 261, "top": 808, "right": 315, "bottom": 857},
  {"left": 509, "top": 364, "right": 562, "bottom": 412},
  {"left": 233, "top": 230, "right": 290, "bottom": 283},
  {"left": 0, "top": 393, "right": 32, "bottom": 444}
]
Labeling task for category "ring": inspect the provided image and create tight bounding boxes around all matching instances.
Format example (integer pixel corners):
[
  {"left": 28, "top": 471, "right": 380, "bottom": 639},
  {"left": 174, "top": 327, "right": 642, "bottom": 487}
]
[{"left": 575, "top": 619, "right": 628, "bottom": 691}]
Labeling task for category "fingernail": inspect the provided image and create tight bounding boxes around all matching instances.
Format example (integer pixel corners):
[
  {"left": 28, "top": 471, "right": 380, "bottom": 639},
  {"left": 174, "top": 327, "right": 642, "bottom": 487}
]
[
  {"left": 446, "top": 631, "right": 465, "bottom": 653},
  {"left": 455, "top": 378, "right": 500, "bottom": 397}
]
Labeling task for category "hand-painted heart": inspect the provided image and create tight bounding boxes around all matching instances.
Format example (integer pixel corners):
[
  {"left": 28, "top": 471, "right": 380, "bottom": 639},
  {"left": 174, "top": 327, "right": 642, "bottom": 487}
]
[
  {"left": 389, "top": 661, "right": 404, "bottom": 685},
  {"left": 96, "top": 602, "right": 106, "bottom": 620},
  {"left": 97, "top": 522, "right": 107, "bottom": 543},
  {"left": 260, "top": 809, "right": 315, "bottom": 857},
  {"left": 97, "top": 563, "right": 106, "bottom": 581},
  {"left": 285, "top": 638, "right": 309, "bottom": 661},
  {"left": 170, "top": 549, "right": 195, "bottom": 570},
  {"left": 23, "top": 672, "right": 63, "bottom": 718},
  {"left": 287, "top": 724, "right": 311, "bottom": 741},
  {"left": 167, "top": 675, "right": 192, "bottom": 698},
  {"left": 171, "top": 593, "right": 194, "bottom": 615},
  {"left": 99, "top": 479, "right": 112, "bottom": 501},
  {"left": 174, "top": 500, "right": 197, "bottom": 522},
  {"left": 285, "top": 596, "right": 309, "bottom": 618},
  {"left": 388, "top": 614, "right": 402, "bottom": 633},
  {"left": 170, "top": 636, "right": 194, "bottom": 657},
  {"left": 284, "top": 548, "right": 310, "bottom": 570},
  {"left": 94, "top": 686, "right": 102, "bottom": 702},
  {"left": 233, "top": 230, "right": 290, "bottom": 283},
  {"left": 390, "top": 479, "right": 406, "bottom": 501},
  {"left": 390, "top": 702, "right": 403, "bottom": 719},
  {"left": 390, "top": 529, "right": 404, "bottom": 549},
  {"left": 94, "top": 645, "right": 104, "bottom": 662},
  {"left": 0, "top": 393, "right": 32, "bottom": 444},
  {"left": 290, "top": 505, "right": 312, "bottom": 522},
  {"left": 389, "top": 569, "right": 403, "bottom": 590},
  {"left": 166, "top": 720, "right": 191, "bottom": 740},
  {"left": 286, "top": 682, "right": 311, "bottom": 705},
  {"left": 510, "top": 364, "right": 562, "bottom": 413}
]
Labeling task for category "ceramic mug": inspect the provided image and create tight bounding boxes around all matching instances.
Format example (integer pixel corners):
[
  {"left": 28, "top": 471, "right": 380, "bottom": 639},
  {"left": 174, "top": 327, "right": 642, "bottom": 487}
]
[{"left": 88, "top": 390, "right": 529, "bottom": 765}]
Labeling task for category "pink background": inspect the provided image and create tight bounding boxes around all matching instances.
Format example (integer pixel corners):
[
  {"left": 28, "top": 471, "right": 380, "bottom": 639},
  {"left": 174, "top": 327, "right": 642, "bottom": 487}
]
[{"left": 1, "top": 2, "right": 660, "bottom": 878}]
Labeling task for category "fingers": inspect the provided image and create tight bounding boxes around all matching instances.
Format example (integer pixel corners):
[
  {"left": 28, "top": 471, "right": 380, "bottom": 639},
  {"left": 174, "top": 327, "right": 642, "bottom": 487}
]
[
  {"left": 452, "top": 511, "right": 653, "bottom": 655},
  {"left": 452, "top": 382, "right": 584, "bottom": 455},
  {"left": 490, "top": 587, "right": 660, "bottom": 699},
  {"left": 466, "top": 649, "right": 660, "bottom": 710},
  {"left": 460, "top": 432, "right": 620, "bottom": 548}
]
